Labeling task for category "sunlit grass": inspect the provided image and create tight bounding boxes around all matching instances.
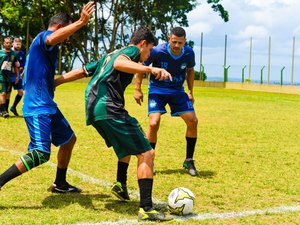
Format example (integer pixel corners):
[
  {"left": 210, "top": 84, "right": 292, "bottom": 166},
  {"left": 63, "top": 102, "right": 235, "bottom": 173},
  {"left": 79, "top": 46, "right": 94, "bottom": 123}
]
[{"left": 0, "top": 82, "right": 299, "bottom": 224}]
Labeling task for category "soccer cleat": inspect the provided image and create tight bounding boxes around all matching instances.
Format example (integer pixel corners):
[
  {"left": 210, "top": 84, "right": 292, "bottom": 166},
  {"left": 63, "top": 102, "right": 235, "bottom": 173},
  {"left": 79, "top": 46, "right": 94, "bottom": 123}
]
[
  {"left": 2, "top": 111, "right": 9, "bottom": 118},
  {"left": 49, "top": 182, "right": 82, "bottom": 193},
  {"left": 10, "top": 106, "right": 19, "bottom": 116},
  {"left": 138, "top": 208, "right": 173, "bottom": 221},
  {"left": 111, "top": 182, "right": 130, "bottom": 201},
  {"left": 183, "top": 159, "right": 199, "bottom": 176}
]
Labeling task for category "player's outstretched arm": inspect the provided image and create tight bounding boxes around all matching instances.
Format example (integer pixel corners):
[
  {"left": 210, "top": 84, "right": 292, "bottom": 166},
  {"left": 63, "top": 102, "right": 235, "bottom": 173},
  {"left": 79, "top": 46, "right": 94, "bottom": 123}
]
[
  {"left": 54, "top": 68, "right": 86, "bottom": 87},
  {"left": 46, "top": 2, "right": 95, "bottom": 46}
]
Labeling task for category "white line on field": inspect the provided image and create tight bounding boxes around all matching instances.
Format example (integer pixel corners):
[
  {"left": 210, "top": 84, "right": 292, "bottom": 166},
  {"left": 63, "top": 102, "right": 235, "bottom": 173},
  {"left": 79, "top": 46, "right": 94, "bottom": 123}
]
[
  {"left": 1, "top": 147, "right": 299, "bottom": 224},
  {"left": 73, "top": 205, "right": 300, "bottom": 225}
]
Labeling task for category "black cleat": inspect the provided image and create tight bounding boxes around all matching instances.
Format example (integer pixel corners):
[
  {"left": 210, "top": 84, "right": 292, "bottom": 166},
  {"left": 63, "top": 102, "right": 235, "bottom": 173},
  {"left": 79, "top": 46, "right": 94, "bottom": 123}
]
[
  {"left": 183, "top": 159, "right": 199, "bottom": 176},
  {"left": 49, "top": 182, "right": 82, "bottom": 193},
  {"left": 111, "top": 182, "right": 130, "bottom": 201},
  {"left": 10, "top": 106, "right": 19, "bottom": 116},
  {"left": 2, "top": 111, "right": 9, "bottom": 118}
]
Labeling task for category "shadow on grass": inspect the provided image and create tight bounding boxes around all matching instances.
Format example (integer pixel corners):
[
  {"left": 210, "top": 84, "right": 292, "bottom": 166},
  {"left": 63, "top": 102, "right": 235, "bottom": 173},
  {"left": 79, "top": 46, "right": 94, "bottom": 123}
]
[
  {"left": 42, "top": 194, "right": 140, "bottom": 216},
  {"left": 104, "top": 200, "right": 140, "bottom": 216},
  {"left": 42, "top": 193, "right": 110, "bottom": 210},
  {"left": 0, "top": 205, "right": 43, "bottom": 210},
  {"left": 156, "top": 169, "right": 216, "bottom": 178}
]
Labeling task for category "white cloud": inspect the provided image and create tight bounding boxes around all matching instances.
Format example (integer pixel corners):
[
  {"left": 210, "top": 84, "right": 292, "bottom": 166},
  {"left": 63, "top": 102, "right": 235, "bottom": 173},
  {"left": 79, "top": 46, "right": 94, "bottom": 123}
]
[
  {"left": 186, "top": 0, "right": 300, "bottom": 81},
  {"left": 235, "top": 25, "right": 269, "bottom": 39}
]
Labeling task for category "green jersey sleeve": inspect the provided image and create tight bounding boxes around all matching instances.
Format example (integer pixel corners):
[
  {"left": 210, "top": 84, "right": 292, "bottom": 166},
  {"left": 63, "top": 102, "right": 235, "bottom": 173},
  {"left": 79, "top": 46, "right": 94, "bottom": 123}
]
[{"left": 84, "top": 61, "right": 99, "bottom": 77}]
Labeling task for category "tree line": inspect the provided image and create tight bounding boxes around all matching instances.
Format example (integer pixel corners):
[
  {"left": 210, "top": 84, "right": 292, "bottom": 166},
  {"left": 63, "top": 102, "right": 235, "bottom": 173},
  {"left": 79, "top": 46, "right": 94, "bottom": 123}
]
[{"left": 0, "top": 0, "right": 228, "bottom": 73}]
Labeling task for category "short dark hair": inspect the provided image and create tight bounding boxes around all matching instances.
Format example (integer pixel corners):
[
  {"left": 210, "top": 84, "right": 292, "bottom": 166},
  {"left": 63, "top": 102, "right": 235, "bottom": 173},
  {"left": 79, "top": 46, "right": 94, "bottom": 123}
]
[
  {"left": 130, "top": 26, "right": 156, "bottom": 45},
  {"left": 170, "top": 27, "right": 186, "bottom": 38},
  {"left": 48, "top": 12, "right": 72, "bottom": 27}
]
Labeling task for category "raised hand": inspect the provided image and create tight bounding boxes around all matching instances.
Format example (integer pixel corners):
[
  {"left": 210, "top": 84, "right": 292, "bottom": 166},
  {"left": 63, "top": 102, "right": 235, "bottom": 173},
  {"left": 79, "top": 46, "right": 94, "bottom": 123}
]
[{"left": 80, "top": 1, "right": 95, "bottom": 25}]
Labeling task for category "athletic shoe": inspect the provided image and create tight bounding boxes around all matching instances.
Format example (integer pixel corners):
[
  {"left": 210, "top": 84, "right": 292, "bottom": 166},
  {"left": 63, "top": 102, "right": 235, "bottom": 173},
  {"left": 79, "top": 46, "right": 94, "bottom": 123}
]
[
  {"left": 2, "top": 111, "right": 9, "bottom": 118},
  {"left": 49, "top": 182, "right": 82, "bottom": 193},
  {"left": 111, "top": 181, "right": 130, "bottom": 201},
  {"left": 0, "top": 111, "right": 2, "bottom": 117},
  {"left": 138, "top": 208, "right": 173, "bottom": 221},
  {"left": 183, "top": 159, "right": 199, "bottom": 176},
  {"left": 10, "top": 106, "right": 19, "bottom": 116}
]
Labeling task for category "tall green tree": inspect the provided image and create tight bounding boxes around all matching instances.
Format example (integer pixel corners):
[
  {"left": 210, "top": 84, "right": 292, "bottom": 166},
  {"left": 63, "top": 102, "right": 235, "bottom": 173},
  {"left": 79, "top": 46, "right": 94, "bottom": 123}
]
[{"left": 0, "top": 0, "right": 229, "bottom": 72}]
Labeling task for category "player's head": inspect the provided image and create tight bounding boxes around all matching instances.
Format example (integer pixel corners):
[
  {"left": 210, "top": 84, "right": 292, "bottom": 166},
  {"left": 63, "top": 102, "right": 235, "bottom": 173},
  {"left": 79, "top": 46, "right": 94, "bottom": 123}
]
[
  {"left": 48, "top": 12, "right": 72, "bottom": 28},
  {"left": 168, "top": 27, "right": 186, "bottom": 56},
  {"left": 3, "top": 37, "right": 12, "bottom": 51},
  {"left": 130, "top": 26, "right": 156, "bottom": 62},
  {"left": 13, "top": 37, "right": 22, "bottom": 51}
]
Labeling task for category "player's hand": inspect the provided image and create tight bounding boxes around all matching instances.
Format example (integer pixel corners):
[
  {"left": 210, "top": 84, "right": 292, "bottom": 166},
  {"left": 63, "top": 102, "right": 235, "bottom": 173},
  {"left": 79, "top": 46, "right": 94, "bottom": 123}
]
[
  {"left": 134, "top": 89, "right": 143, "bottom": 105},
  {"left": 187, "top": 92, "right": 195, "bottom": 104},
  {"left": 151, "top": 67, "right": 172, "bottom": 81},
  {"left": 80, "top": 2, "right": 95, "bottom": 25}
]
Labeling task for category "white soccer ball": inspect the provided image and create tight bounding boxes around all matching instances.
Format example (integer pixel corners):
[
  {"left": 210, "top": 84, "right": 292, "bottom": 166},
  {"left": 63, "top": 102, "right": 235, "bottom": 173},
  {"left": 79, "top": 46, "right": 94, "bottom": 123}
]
[{"left": 168, "top": 187, "right": 195, "bottom": 215}]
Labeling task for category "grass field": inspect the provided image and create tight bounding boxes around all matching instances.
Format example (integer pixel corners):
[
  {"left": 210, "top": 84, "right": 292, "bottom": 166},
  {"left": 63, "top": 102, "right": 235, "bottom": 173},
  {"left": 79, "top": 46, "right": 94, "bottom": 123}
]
[{"left": 0, "top": 81, "right": 300, "bottom": 225}]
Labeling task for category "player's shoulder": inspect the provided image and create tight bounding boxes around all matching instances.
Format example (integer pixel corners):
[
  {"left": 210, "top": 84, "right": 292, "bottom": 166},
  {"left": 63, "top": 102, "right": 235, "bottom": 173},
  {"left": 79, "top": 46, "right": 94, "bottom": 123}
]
[
  {"left": 184, "top": 45, "right": 195, "bottom": 54},
  {"left": 151, "top": 43, "right": 168, "bottom": 55}
]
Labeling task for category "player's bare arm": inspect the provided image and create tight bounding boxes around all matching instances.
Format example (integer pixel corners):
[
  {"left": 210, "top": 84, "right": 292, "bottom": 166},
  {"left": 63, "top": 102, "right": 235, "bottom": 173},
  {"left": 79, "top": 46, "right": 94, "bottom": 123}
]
[
  {"left": 46, "top": 2, "right": 95, "bottom": 46},
  {"left": 134, "top": 73, "right": 144, "bottom": 105},
  {"left": 114, "top": 55, "right": 153, "bottom": 74},
  {"left": 54, "top": 68, "right": 86, "bottom": 87},
  {"left": 186, "top": 67, "right": 195, "bottom": 104}
]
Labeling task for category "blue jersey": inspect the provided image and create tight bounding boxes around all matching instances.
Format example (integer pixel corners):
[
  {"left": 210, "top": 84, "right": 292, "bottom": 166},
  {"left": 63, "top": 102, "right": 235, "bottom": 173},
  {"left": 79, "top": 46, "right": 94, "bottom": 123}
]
[
  {"left": 11, "top": 48, "right": 26, "bottom": 82},
  {"left": 144, "top": 43, "right": 195, "bottom": 94},
  {"left": 22, "top": 30, "right": 58, "bottom": 116}
]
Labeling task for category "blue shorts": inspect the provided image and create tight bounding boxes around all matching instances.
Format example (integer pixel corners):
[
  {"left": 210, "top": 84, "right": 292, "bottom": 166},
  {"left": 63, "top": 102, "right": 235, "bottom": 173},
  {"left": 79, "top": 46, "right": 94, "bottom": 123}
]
[
  {"left": 148, "top": 92, "right": 195, "bottom": 116},
  {"left": 24, "top": 108, "right": 74, "bottom": 154},
  {"left": 7, "top": 79, "right": 23, "bottom": 92}
]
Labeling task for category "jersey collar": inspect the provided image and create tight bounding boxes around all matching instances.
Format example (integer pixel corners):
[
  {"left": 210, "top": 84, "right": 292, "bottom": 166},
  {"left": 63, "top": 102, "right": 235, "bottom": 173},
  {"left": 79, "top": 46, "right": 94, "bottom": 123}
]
[{"left": 167, "top": 43, "right": 185, "bottom": 60}]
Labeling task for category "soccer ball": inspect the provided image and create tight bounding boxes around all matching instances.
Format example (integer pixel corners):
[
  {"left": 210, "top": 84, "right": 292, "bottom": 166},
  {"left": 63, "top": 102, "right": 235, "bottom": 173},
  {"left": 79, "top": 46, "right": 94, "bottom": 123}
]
[{"left": 168, "top": 187, "right": 195, "bottom": 215}]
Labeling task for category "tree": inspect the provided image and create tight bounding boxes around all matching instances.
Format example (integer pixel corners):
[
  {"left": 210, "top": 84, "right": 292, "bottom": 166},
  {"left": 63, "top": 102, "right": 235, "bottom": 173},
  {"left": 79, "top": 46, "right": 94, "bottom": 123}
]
[{"left": 0, "top": 0, "right": 229, "bottom": 71}]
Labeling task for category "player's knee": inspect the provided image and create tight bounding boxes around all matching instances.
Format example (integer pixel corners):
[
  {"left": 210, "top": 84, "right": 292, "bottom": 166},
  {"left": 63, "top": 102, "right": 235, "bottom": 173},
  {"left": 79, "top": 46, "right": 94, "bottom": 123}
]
[
  {"left": 20, "top": 150, "right": 50, "bottom": 171},
  {"left": 149, "top": 118, "right": 160, "bottom": 130},
  {"left": 146, "top": 149, "right": 155, "bottom": 161},
  {"left": 187, "top": 116, "right": 198, "bottom": 128}
]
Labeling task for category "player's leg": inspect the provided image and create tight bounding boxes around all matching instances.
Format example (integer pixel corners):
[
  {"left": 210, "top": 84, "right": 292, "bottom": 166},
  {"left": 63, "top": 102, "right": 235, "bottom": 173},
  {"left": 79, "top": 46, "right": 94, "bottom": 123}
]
[
  {"left": 170, "top": 92, "right": 199, "bottom": 176},
  {"left": 147, "top": 113, "right": 161, "bottom": 149},
  {"left": 5, "top": 91, "right": 11, "bottom": 112},
  {"left": 180, "top": 112, "right": 199, "bottom": 176},
  {"left": 147, "top": 93, "right": 167, "bottom": 149},
  {"left": 111, "top": 155, "right": 131, "bottom": 201},
  {"left": 10, "top": 84, "right": 23, "bottom": 116},
  {"left": 136, "top": 150, "right": 172, "bottom": 221},
  {"left": 0, "top": 80, "right": 9, "bottom": 117},
  {"left": 4, "top": 82, "right": 12, "bottom": 113},
  {"left": 0, "top": 114, "right": 52, "bottom": 189},
  {"left": 49, "top": 108, "right": 81, "bottom": 193}
]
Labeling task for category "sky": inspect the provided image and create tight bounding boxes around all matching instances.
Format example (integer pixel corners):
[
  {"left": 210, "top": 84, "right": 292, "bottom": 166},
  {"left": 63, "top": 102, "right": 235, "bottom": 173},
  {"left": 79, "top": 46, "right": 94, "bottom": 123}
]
[{"left": 185, "top": 0, "right": 300, "bottom": 83}]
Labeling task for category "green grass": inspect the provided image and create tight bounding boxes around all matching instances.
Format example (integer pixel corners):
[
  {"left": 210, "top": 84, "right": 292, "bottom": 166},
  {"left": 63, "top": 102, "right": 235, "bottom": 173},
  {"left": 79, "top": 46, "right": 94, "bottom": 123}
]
[{"left": 0, "top": 82, "right": 300, "bottom": 224}]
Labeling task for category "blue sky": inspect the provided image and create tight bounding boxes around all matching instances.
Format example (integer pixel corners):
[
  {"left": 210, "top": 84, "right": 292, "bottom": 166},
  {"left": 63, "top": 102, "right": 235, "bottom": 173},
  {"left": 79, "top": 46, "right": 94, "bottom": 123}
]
[{"left": 185, "top": 0, "right": 300, "bottom": 83}]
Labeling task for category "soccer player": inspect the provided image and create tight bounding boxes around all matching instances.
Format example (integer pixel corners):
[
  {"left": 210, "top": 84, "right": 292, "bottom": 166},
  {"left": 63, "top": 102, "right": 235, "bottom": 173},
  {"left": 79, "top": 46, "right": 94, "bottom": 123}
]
[
  {"left": 54, "top": 27, "right": 173, "bottom": 222},
  {"left": 0, "top": 37, "right": 20, "bottom": 118},
  {"left": 134, "top": 27, "right": 199, "bottom": 176},
  {"left": 0, "top": 2, "right": 95, "bottom": 192},
  {"left": 7, "top": 37, "right": 26, "bottom": 116}
]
